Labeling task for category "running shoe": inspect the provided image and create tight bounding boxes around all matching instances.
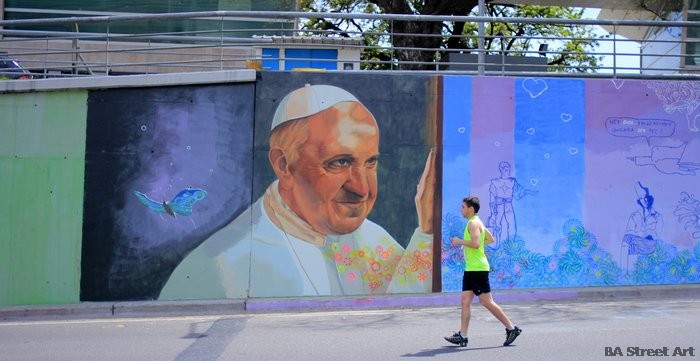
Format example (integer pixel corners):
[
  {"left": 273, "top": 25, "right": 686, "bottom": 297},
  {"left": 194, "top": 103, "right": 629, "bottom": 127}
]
[
  {"left": 503, "top": 326, "right": 522, "bottom": 346},
  {"left": 444, "top": 332, "right": 468, "bottom": 347}
]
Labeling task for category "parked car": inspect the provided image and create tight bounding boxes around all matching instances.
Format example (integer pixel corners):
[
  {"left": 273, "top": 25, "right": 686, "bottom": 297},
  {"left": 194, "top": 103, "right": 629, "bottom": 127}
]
[{"left": 0, "top": 54, "right": 33, "bottom": 80}]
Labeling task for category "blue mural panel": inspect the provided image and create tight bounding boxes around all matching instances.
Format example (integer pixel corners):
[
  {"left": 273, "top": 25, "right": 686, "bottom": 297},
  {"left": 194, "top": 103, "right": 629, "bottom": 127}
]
[
  {"left": 441, "top": 76, "right": 472, "bottom": 289},
  {"left": 514, "top": 78, "right": 585, "bottom": 256},
  {"left": 442, "top": 76, "right": 472, "bottom": 209}
]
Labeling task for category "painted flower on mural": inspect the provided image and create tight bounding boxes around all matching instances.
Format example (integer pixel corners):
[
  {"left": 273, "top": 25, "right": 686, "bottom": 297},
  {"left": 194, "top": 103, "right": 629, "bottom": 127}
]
[
  {"left": 559, "top": 250, "right": 584, "bottom": 274},
  {"left": 441, "top": 212, "right": 467, "bottom": 287},
  {"left": 542, "top": 219, "right": 623, "bottom": 287},
  {"left": 589, "top": 248, "right": 620, "bottom": 285},
  {"left": 563, "top": 218, "right": 592, "bottom": 250},
  {"left": 440, "top": 217, "right": 640, "bottom": 291},
  {"left": 631, "top": 241, "right": 700, "bottom": 284},
  {"left": 488, "top": 236, "right": 544, "bottom": 288},
  {"left": 325, "top": 238, "right": 432, "bottom": 293},
  {"left": 440, "top": 209, "right": 700, "bottom": 292}
]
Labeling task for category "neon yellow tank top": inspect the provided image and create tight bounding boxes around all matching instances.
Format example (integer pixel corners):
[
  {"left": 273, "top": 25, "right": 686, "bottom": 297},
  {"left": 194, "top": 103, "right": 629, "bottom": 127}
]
[{"left": 463, "top": 215, "right": 490, "bottom": 271}]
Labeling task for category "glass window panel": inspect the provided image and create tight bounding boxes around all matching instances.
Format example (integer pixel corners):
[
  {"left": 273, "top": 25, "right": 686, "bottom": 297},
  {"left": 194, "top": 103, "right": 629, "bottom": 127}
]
[
  {"left": 2, "top": 0, "right": 296, "bottom": 36},
  {"left": 689, "top": 0, "right": 700, "bottom": 11},
  {"left": 685, "top": 42, "right": 700, "bottom": 65},
  {"left": 688, "top": 23, "right": 700, "bottom": 38}
]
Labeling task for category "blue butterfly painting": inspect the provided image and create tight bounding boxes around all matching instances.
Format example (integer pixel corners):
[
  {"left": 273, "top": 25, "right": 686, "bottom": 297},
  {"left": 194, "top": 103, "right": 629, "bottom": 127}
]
[{"left": 134, "top": 188, "right": 207, "bottom": 217}]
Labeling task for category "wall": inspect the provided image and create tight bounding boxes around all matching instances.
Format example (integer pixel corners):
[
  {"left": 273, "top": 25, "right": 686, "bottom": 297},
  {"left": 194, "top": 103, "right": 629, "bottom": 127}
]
[
  {"left": 441, "top": 76, "right": 700, "bottom": 291},
  {"left": 1, "top": 71, "right": 699, "bottom": 307},
  {"left": 80, "top": 83, "right": 256, "bottom": 301},
  {"left": 0, "top": 90, "right": 86, "bottom": 306},
  {"left": 80, "top": 72, "right": 438, "bottom": 301}
]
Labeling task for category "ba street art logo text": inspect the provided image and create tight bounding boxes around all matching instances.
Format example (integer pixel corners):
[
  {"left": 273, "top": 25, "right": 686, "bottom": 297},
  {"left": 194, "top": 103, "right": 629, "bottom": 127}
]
[{"left": 605, "top": 346, "right": 695, "bottom": 357}]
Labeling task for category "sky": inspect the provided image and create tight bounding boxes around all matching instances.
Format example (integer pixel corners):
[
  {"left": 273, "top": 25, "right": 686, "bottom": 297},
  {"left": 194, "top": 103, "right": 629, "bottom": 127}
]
[{"left": 582, "top": 8, "right": 642, "bottom": 74}]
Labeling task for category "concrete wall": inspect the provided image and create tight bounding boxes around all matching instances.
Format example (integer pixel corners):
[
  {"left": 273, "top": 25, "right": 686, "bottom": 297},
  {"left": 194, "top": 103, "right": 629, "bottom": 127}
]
[
  {"left": 1, "top": 90, "right": 86, "bottom": 306},
  {"left": 1, "top": 71, "right": 699, "bottom": 307}
]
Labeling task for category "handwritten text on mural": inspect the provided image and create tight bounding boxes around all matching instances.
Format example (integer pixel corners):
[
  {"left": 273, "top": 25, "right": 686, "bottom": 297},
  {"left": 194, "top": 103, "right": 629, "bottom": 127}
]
[{"left": 605, "top": 117, "right": 675, "bottom": 145}]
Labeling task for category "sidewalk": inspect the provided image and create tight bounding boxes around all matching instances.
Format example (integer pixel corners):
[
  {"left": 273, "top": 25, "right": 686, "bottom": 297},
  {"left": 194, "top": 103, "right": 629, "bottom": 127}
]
[{"left": 2, "top": 284, "right": 699, "bottom": 321}]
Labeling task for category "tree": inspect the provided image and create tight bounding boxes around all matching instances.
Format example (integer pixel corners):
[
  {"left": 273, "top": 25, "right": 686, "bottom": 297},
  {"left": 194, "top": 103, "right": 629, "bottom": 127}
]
[{"left": 299, "top": 0, "right": 606, "bottom": 72}]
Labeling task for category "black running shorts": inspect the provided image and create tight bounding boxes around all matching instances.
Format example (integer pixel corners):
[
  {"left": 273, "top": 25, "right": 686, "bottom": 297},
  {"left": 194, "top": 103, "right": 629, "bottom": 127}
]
[{"left": 462, "top": 271, "right": 491, "bottom": 295}]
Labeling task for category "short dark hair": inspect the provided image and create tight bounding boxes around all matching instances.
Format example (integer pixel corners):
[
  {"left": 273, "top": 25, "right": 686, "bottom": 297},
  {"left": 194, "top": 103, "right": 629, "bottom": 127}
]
[{"left": 463, "top": 196, "right": 480, "bottom": 213}]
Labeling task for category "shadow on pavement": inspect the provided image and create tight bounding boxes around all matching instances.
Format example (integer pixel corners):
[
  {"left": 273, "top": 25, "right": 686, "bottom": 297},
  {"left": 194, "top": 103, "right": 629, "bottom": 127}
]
[{"left": 402, "top": 345, "right": 505, "bottom": 357}]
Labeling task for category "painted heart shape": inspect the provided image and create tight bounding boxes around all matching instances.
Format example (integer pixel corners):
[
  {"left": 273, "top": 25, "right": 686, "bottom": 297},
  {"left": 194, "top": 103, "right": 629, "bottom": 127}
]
[{"left": 522, "top": 78, "right": 548, "bottom": 98}]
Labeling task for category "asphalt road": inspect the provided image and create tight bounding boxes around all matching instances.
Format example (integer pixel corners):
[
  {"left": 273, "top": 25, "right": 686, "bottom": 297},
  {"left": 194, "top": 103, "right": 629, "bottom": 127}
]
[{"left": 1, "top": 297, "right": 698, "bottom": 361}]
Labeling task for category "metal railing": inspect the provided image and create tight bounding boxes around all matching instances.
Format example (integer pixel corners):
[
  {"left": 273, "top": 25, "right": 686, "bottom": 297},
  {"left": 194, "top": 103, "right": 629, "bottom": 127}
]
[{"left": 1, "top": 10, "right": 699, "bottom": 79}]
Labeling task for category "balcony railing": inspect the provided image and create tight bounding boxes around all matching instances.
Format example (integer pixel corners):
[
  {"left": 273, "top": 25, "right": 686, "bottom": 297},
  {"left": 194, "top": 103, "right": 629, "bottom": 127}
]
[{"left": 0, "top": 10, "right": 699, "bottom": 79}]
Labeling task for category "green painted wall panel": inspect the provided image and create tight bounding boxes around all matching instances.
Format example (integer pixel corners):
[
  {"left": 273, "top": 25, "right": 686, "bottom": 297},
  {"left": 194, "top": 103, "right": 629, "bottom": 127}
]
[
  {"left": 0, "top": 95, "right": 19, "bottom": 157},
  {"left": 0, "top": 160, "right": 13, "bottom": 305},
  {"left": 11, "top": 91, "right": 87, "bottom": 157},
  {"left": 0, "top": 91, "right": 87, "bottom": 306}
]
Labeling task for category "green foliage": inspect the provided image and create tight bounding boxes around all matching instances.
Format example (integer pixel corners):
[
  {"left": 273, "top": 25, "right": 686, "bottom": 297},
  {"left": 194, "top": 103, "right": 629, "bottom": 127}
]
[
  {"left": 300, "top": 1, "right": 606, "bottom": 72},
  {"left": 300, "top": 0, "right": 391, "bottom": 69},
  {"left": 467, "top": 5, "right": 605, "bottom": 72}
]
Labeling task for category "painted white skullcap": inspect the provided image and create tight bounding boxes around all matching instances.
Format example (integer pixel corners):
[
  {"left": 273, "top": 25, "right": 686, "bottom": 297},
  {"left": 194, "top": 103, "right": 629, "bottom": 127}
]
[{"left": 271, "top": 84, "right": 359, "bottom": 130}]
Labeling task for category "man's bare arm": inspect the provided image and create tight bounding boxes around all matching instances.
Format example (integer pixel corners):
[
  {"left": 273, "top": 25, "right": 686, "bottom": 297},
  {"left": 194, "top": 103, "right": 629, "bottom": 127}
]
[{"left": 464, "top": 222, "right": 481, "bottom": 249}]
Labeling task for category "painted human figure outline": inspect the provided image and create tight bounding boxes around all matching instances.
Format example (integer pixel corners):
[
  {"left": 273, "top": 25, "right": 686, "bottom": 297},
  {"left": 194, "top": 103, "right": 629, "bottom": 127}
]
[
  {"left": 621, "top": 181, "right": 663, "bottom": 269},
  {"left": 486, "top": 161, "right": 537, "bottom": 247},
  {"left": 159, "top": 84, "right": 436, "bottom": 299},
  {"left": 674, "top": 191, "right": 700, "bottom": 240}
]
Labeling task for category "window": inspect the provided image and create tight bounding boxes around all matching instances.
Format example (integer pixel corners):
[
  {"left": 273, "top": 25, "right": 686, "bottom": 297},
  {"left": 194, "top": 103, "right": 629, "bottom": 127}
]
[
  {"left": 685, "top": 0, "right": 700, "bottom": 66},
  {"left": 285, "top": 49, "right": 338, "bottom": 71}
]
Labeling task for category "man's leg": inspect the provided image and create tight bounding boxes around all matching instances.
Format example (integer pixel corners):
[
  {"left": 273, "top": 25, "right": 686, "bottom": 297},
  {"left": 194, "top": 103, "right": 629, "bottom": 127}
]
[
  {"left": 460, "top": 290, "right": 476, "bottom": 335},
  {"left": 445, "top": 290, "right": 474, "bottom": 346},
  {"left": 478, "top": 292, "right": 522, "bottom": 346},
  {"left": 477, "top": 292, "right": 513, "bottom": 329}
]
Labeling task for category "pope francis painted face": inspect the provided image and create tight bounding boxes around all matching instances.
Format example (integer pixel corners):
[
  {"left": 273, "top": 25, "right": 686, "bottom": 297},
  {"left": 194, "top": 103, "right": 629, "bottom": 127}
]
[{"left": 271, "top": 101, "right": 380, "bottom": 235}]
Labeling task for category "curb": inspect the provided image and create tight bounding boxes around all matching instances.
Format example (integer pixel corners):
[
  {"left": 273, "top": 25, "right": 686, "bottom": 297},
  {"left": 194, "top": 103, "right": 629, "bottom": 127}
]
[
  {"left": 2, "top": 284, "right": 698, "bottom": 321},
  {"left": 0, "top": 300, "right": 246, "bottom": 321},
  {"left": 244, "top": 284, "right": 700, "bottom": 313}
]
